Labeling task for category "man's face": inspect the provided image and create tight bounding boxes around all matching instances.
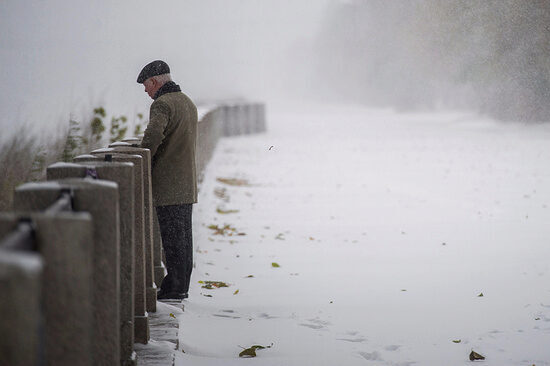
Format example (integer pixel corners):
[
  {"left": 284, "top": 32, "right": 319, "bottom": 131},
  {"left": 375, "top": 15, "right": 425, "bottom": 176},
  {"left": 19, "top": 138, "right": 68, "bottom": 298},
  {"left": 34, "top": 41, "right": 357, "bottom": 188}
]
[{"left": 143, "top": 78, "right": 159, "bottom": 99}]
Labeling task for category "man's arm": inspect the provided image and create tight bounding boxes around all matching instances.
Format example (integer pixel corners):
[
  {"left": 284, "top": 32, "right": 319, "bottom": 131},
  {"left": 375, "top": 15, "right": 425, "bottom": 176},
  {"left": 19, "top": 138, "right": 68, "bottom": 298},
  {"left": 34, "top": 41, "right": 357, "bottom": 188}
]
[{"left": 140, "top": 100, "right": 170, "bottom": 157}]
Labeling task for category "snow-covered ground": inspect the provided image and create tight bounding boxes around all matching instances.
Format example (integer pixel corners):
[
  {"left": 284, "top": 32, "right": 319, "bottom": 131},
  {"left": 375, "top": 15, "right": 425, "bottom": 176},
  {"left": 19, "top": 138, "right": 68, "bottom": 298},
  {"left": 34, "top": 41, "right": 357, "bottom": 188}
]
[{"left": 176, "top": 104, "right": 550, "bottom": 366}]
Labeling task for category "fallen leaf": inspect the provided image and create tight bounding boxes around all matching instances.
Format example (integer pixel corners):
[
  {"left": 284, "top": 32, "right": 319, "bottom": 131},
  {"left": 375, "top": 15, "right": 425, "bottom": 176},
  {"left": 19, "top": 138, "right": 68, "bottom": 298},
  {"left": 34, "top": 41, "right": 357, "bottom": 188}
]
[
  {"left": 469, "top": 350, "right": 485, "bottom": 361},
  {"left": 234, "top": 289, "right": 239, "bottom": 295},
  {"left": 214, "top": 187, "right": 228, "bottom": 200},
  {"left": 238, "top": 344, "right": 273, "bottom": 358},
  {"left": 216, "top": 207, "right": 239, "bottom": 214},
  {"left": 239, "top": 347, "right": 256, "bottom": 358},
  {"left": 245, "top": 275, "right": 254, "bottom": 278},
  {"left": 199, "top": 280, "right": 229, "bottom": 289},
  {"left": 169, "top": 313, "right": 176, "bottom": 319},
  {"left": 478, "top": 293, "right": 484, "bottom": 297},
  {"left": 452, "top": 339, "right": 461, "bottom": 343},
  {"left": 203, "top": 294, "right": 213, "bottom": 297},
  {"left": 275, "top": 233, "right": 285, "bottom": 240},
  {"left": 216, "top": 177, "right": 251, "bottom": 186},
  {"left": 207, "top": 224, "right": 238, "bottom": 236},
  {"left": 535, "top": 317, "right": 541, "bottom": 320},
  {"left": 271, "top": 262, "right": 280, "bottom": 268}
]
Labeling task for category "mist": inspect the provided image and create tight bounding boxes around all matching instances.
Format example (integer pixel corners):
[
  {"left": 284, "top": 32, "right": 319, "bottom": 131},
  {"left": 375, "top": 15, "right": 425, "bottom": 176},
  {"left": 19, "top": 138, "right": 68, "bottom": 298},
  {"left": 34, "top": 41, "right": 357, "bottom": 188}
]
[
  {"left": 0, "top": 0, "right": 329, "bottom": 135},
  {"left": 313, "top": 0, "right": 550, "bottom": 122},
  {"left": 1, "top": 0, "right": 549, "bottom": 138}
]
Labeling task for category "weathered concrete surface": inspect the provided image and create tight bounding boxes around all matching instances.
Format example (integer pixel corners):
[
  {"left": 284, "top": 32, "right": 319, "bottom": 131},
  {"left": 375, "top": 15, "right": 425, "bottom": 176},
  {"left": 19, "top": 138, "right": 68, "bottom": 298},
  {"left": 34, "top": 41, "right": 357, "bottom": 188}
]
[
  {"left": 102, "top": 144, "right": 157, "bottom": 313},
  {"left": 0, "top": 224, "right": 43, "bottom": 366},
  {"left": 0, "top": 211, "right": 95, "bottom": 366},
  {"left": 134, "top": 301, "right": 183, "bottom": 366},
  {"left": 47, "top": 161, "right": 136, "bottom": 364},
  {"left": 76, "top": 153, "right": 150, "bottom": 344},
  {"left": 14, "top": 179, "right": 121, "bottom": 366},
  {"left": 197, "top": 108, "right": 223, "bottom": 183},
  {"left": 152, "top": 209, "right": 167, "bottom": 288}
]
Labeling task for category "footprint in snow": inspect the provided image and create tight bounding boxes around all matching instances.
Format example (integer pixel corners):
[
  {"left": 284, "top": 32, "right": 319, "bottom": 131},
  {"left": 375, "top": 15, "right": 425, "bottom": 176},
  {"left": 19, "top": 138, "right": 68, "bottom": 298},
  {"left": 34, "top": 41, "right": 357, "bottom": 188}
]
[
  {"left": 212, "top": 314, "right": 241, "bottom": 319},
  {"left": 299, "top": 323, "right": 325, "bottom": 330},
  {"left": 336, "top": 337, "right": 367, "bottom": 343},
  {"left": 299, "top": 318, "right": 331, "bottom": 330},
  {"left": 385, "top": 344, "right": 401, "bottom": 351},
  {"left": 359, "top": 351, "right": 382, "bottom": 361}
]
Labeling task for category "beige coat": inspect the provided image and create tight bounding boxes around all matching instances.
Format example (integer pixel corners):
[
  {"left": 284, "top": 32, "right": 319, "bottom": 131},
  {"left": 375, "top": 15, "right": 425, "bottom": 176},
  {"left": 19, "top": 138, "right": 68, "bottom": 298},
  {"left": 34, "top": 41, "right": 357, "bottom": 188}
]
[{"left": 141, "top": 85, "right": 198, "bottom": 206}]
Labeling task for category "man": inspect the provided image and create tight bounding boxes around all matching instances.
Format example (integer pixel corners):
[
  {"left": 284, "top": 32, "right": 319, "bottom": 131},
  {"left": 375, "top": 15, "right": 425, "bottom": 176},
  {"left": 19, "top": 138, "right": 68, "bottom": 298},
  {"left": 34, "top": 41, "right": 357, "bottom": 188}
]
[{"left": 137, "top": 60, "right": 198, "bottom": 300}]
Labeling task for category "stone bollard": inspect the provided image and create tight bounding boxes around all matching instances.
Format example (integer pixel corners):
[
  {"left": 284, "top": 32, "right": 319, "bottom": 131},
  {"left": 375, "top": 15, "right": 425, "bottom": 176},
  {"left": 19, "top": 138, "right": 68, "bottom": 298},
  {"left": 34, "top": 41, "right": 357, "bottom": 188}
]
[
  {"left": 244, "top": 104, "right": 254, "bottom": 134},
  {"left": 0, "top": 236, "right": 43, "bottom": 366},
  {"left": 46, "top": 161, "right": 137, "bottom": 364},
  {"left": 1, "top": 211, "right": 95, "bottom": 366},
  {"left": 222, "top": 104, "right": 233, "bottom": 136},
  {"left": 122, "top": 137, "right": 142, "bottom": 145},
  {"left": 252, "top": 103, "right": 260, "bottom": 134},
  {"left": 257, "top": 103, "right": 267, "bottom": 133},
  {"left": 14, "top": 180, "right": 120, "bottom": 366},
  {"left": 75, "top": 153, "right": 150, "bottom": 345},
  {"left": 152, "top": 210, "right": 166, "bottom": 288},
  {"left": 236, "top": 104, "right": 247, "bottom": 135},
  {"left": 98, "top": 143, "right": 157, "bottom": 313},
  {"left": 197, "top": 109, "right": 222, "bottom": 179}
]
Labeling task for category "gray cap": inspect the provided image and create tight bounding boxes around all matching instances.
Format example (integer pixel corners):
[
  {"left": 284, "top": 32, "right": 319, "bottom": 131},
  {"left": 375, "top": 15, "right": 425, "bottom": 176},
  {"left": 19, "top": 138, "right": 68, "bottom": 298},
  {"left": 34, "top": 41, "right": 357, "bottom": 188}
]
[{"left": 137, "top": 60, "right": 170, "bottom": 83}]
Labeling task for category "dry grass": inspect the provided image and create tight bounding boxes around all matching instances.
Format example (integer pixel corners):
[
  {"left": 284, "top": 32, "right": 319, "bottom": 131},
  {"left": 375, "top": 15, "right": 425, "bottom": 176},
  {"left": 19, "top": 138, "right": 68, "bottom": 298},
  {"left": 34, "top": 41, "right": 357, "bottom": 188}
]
[
  {"left": 0, "top": 106, "right": 142, "bottom": 211},
  {"left": 0, "top": 127, "right": 67, "bottom": 211},
  {"left": 0, "top": 121, "right": 104, "bottom": 211}
]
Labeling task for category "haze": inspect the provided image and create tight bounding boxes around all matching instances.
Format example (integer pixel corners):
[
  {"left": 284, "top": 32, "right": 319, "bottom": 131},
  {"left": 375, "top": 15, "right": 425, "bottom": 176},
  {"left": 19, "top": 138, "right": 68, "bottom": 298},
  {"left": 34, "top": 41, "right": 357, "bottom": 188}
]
[
  {"left": 0, "top": 0, "right": 329, "bottom": 134},
  {"left": 1, "top": 0, "right": 549, "bottom": 137}
]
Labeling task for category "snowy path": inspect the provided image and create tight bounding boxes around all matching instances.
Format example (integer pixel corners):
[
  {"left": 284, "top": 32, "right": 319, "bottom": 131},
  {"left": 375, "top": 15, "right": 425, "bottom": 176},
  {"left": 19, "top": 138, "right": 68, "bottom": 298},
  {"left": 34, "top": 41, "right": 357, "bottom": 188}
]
[{"left": 176, "top": 104, "right": 550, "bottom": 366}]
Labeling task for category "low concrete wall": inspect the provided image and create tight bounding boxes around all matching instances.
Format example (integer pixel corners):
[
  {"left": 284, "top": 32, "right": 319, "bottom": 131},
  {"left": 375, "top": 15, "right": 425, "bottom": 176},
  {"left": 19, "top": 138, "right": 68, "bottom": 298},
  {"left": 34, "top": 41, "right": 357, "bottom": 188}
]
[
  {"left": 0, "top": 243, "right": 43, "bottom": 366},
  {"left": 0, "top": 101, "right": 266, "bottom": 366},
  {"left": 46, "top": 161, "right": 136, "bottom": 365}
]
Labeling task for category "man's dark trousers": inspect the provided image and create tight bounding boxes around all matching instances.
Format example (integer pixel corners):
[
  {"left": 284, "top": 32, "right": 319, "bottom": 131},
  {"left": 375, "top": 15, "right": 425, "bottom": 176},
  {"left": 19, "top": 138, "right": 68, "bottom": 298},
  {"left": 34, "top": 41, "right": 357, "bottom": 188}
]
[{"left": 156, "top": 204, "right": 193, "bottom": 295}]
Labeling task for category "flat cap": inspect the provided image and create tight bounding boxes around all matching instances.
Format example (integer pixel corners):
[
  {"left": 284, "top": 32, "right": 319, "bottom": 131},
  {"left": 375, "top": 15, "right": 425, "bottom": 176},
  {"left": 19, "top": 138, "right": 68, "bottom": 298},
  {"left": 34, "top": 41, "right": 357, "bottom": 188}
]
[{"left": 137, "top": 60, "right": 170, "bottom": 83}]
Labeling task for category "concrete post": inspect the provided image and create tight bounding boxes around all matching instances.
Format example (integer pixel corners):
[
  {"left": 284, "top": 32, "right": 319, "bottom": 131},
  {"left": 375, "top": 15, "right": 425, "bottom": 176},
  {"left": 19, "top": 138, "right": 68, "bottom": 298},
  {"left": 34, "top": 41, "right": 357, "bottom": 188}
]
[
  {"left": 0, "top": 231, "right": 43, "bottom": 366},
  {"left": 197, "top": 109, "right": 223, "bottom": 179},
  {"left": 236, "top": 104, "right": 247, "bottom": 135},
  {"left": 100, "top": 144, "right": 157, "bottom": 313},
  {"left": 1, "top": 212, "right": 95, "bottom": 366},
  {"left": 152, "top": 210, "right": 166, "bottom": 288},
  {"left": 14, "top": 180, "right": 121, "bottom": 366},
  {"left": 244, "top": 104, "right": 253, "bottom": 134},
  {"left": 46, "top": 161, "right": 137, "bottom": 364},
  {"left": 122, "top": 137, "right": 142, "bottom": 145},
  {"left": 257, "top": 103, "right": 267, "bottom": 132},
  {"left": 75, "top": 153, "right": 150, "bottom": 344},
  {"left": 222, "top": 104, "right": 233, "bottom": 136}
]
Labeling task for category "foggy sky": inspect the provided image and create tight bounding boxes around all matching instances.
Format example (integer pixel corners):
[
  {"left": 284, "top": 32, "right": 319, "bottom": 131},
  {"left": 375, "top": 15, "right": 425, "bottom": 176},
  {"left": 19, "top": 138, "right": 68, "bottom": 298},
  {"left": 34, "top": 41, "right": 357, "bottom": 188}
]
[{"left": 0, "top": 0, "right": 330, "bottom": 135}]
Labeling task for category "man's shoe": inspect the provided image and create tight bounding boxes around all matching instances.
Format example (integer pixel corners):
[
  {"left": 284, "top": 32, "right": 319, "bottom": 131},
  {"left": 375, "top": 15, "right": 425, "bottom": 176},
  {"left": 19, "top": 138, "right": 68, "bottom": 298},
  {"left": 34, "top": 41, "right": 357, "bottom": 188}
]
[{"left": 157, "top": 291, "right": 188, "bottom": 300}]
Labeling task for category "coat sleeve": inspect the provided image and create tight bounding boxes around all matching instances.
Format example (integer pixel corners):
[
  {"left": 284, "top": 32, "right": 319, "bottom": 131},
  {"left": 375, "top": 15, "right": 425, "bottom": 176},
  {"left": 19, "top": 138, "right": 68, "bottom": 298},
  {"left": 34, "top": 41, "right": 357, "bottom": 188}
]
[{"left": 140, "top": 100, "right": 171, "bottom": 157}]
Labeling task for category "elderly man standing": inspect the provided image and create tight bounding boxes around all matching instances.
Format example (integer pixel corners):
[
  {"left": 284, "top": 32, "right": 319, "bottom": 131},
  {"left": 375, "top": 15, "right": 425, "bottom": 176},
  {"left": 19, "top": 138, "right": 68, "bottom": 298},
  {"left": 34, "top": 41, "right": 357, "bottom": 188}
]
[{"left": 137, "top": 60, "right": 198, "bottom": 300}]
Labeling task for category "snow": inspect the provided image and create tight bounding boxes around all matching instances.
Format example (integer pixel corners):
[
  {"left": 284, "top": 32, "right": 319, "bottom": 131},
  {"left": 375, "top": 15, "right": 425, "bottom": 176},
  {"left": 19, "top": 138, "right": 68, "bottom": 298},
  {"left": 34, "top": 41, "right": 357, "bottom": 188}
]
[
  {"left": 0, "top": 248, "right": 43, "bottom": 274},
  {"left": 176, "top": 104, "right": 550, "bottom": 365}
]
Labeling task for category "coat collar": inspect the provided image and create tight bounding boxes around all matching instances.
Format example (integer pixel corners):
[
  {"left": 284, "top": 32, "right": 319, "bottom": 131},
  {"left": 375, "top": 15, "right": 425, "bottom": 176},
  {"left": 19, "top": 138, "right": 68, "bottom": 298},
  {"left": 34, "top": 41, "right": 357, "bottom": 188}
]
[{"left": 153, "top": 81, "right": 181, "bottom": 100}]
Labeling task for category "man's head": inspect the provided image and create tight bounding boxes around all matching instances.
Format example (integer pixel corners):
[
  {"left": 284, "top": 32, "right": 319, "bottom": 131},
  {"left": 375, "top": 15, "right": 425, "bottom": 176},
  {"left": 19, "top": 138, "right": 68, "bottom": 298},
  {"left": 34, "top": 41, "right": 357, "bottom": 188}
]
[{"left": 137, "top": 60, "right": 172, "bottom": 99}]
